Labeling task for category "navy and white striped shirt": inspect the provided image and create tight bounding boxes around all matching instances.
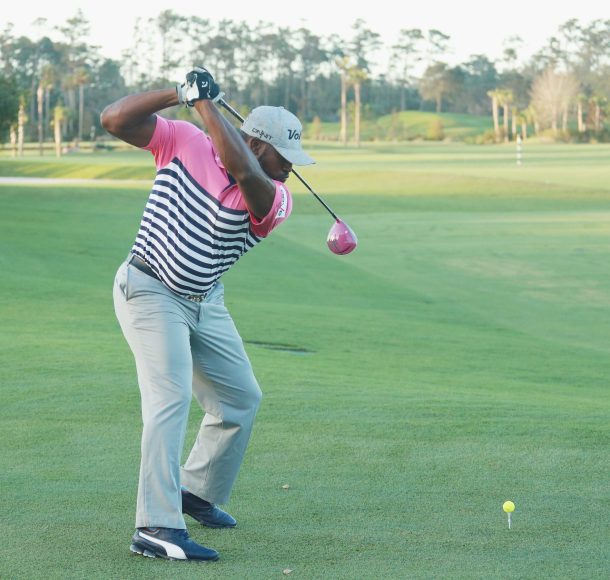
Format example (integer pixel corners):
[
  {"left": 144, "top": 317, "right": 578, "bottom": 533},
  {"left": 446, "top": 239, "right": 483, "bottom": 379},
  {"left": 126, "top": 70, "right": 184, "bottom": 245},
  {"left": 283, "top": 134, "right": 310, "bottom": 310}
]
[{"left": 131, "top": 116, "right": 292, "bottom": 296}]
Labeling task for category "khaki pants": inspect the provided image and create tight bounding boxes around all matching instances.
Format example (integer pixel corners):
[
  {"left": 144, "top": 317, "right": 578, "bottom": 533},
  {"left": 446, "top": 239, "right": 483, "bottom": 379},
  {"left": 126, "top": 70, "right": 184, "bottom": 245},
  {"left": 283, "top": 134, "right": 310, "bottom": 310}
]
[{"left": 113, "top": 259, "right": 262, "bottom": 529}]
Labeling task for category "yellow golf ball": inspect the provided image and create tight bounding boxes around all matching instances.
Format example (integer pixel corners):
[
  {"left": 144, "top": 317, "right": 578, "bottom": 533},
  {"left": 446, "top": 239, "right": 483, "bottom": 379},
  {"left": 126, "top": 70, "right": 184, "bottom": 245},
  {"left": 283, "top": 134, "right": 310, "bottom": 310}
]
[{"left": 503, "top": 501, "right": 515, "bottom": 513}]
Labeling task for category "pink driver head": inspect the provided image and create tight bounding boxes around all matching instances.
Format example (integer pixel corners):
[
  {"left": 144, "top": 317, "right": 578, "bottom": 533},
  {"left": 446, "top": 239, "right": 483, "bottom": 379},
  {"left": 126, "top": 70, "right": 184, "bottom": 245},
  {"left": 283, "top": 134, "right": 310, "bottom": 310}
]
[{"left": 327, "top": 219, "right": 358, "bottom": 255}]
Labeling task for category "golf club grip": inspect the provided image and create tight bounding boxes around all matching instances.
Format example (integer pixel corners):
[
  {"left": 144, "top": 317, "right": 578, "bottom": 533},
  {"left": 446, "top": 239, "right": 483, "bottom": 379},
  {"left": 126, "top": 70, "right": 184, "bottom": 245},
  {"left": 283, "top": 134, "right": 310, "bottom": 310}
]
[{"left": 217, "top": 98, "right": 339, "bottom": 221}]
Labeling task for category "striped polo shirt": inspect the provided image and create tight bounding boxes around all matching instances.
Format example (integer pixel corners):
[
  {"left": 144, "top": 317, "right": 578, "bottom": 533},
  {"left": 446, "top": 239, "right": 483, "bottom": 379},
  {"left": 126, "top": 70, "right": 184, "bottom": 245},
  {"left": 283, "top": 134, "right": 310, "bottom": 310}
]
[{"left": 131, "top": 115, "right": 292, "bottom": 297}]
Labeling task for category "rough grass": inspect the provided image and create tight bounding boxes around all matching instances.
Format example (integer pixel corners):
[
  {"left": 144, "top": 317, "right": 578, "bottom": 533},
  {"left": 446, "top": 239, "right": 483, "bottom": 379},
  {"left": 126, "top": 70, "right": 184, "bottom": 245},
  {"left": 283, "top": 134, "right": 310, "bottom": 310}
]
[{"left": 1, "top": 143, "right": 609, "bottom": 579}]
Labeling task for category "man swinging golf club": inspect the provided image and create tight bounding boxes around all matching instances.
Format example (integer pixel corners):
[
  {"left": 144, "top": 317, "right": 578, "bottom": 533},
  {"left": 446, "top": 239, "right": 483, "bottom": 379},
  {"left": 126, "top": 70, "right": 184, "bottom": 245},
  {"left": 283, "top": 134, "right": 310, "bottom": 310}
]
[{"left": 101, "top": 66, "right": 314, "bottom": 561}]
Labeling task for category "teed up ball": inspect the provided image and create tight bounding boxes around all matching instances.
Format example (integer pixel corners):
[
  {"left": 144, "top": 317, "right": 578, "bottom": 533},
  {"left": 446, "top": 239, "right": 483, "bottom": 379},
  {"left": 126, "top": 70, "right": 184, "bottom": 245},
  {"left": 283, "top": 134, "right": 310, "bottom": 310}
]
[{"left": 503, "top": 501, "right": 515, "bottom": 513}]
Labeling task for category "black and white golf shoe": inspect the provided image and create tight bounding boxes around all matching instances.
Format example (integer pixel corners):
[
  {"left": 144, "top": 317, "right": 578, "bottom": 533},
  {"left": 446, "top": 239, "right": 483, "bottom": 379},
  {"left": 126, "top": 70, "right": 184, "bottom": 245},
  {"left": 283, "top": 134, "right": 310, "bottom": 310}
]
[
  {"left": 130, "top": 527, "right": 219, "bottom": 561},
  {"left": 181, "top": 488, "right": 237, "bottom": 528}
]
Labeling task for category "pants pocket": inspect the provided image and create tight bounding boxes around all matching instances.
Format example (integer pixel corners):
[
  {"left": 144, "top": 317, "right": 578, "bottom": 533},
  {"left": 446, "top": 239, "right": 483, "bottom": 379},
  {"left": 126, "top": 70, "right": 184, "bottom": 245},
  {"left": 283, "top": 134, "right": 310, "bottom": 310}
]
[
  {"left": 114, "top": 262, "right": 130, "bottom": 301},
  {"left": 207, "top": 282, "right": 225, "bottom": 305}
]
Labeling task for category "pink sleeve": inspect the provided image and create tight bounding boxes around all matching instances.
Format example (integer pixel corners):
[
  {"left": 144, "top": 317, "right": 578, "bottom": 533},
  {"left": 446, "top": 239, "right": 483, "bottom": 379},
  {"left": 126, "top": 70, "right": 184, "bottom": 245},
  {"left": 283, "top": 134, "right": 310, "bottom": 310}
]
[
  {"left": 143, "top": 115, "right": 208, "bottom": 169},
  {"left": 249, "top": 182, "right": 293, "bottom": 238}
]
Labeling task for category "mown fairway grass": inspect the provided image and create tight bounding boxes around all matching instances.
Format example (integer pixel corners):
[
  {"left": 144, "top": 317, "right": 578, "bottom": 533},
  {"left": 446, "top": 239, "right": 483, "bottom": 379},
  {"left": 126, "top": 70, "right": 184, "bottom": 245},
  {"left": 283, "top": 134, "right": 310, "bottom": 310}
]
[{"left": 1, "top": 142, "right": 609, "bottom": 579}]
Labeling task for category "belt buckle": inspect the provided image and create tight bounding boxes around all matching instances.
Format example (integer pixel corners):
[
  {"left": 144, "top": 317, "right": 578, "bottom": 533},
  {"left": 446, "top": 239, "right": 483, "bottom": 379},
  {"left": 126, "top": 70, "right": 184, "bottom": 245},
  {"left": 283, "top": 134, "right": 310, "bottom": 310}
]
[{"left": 186, "top": 294, "right": 204, "bottom": 303}]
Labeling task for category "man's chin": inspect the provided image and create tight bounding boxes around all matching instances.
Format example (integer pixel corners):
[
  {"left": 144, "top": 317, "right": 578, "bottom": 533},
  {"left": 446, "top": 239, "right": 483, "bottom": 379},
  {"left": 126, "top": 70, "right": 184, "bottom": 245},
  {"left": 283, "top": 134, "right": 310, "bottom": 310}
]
[{"left": 263, "top": 170, "right": 289, "bottom": 183}]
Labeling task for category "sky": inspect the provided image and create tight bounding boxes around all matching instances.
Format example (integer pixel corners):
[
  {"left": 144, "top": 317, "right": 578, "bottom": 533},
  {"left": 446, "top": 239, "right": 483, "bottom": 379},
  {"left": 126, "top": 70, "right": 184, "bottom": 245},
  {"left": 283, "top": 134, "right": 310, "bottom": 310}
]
[{"left": 3, "top": 0, "right": 608, "bottom": 72}]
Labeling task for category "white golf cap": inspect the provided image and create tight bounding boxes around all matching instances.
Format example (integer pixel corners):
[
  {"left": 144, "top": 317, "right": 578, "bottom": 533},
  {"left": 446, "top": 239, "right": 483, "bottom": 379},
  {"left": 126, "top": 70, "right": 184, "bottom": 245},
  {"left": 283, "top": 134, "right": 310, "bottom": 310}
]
[{"left": 241, "top": 106, "right": 315, "bottom": 166}]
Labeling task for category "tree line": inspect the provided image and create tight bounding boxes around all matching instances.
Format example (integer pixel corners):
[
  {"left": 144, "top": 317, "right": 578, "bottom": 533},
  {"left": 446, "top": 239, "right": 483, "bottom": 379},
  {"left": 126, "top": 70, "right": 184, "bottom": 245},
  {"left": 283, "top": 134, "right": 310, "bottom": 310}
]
[{"left": 1, "top": 11, "right": 609, "bottom": 154}]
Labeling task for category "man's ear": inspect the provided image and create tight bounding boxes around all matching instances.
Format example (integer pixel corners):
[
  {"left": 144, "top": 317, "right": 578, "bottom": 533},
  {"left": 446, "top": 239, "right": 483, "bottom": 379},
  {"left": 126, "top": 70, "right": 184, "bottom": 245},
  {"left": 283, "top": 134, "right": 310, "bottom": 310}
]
[{"left": 248, "top": 137, "right": 267, "bottom": 158}]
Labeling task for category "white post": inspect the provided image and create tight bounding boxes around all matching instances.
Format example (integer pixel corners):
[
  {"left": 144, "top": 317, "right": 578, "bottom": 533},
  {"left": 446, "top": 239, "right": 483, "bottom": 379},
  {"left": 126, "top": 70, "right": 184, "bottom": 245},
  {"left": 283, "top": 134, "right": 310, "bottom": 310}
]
[{"left": 516, "top": 134, "right": 522, "bottom": 166}]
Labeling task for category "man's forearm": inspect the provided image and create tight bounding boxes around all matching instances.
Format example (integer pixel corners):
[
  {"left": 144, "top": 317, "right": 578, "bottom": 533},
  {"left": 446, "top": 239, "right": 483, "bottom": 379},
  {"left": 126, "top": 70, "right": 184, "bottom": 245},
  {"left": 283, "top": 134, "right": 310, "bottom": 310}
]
[
  {"left": 194, "top": 100, "right": 275, "bottom": 219},
  {"left": 193, "top": 101, "right": 260, "bottom": 179}
]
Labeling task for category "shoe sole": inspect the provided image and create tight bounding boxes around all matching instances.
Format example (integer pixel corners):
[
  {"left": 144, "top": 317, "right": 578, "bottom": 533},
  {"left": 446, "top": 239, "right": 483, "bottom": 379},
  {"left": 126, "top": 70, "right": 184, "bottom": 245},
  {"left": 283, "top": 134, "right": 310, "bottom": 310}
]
[
  {"left": 130, "top": 543, "right": 161, "bottom": 559},
  {"left": 188, "top": 519, "right": 237, "bottom": 529},
  {"left": 130, "top": 541, "right": 219, "bottom": 562}
]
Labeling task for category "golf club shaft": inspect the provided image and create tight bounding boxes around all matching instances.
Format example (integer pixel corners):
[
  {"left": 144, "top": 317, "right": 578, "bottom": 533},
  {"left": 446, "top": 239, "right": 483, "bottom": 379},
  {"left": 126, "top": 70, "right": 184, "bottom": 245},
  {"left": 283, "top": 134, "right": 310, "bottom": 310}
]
[{"left": 218, "top": 98, "right": 340, "bottom": 221}]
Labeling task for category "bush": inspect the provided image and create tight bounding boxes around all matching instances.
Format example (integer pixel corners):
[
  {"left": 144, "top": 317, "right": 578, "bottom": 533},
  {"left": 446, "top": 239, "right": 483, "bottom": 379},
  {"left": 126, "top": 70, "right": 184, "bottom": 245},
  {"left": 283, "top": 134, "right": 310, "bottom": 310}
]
[
  {"left": 94, "top": 142, "right": 115, "bottom": 151},
  {"left": 464, "top": 129, "right": 497, "bottom": 144},
  {"left": 567, "top": 127, "right": 610, "bottom": 143},
  {"left": 309, "top": 116, "right": 322, "bottom": 140},
  {"left": 426, "top": 119, "right": 445, "bottom": 141},
  {"left": 528, "top": 127, "right": 610, "bottom": 143}
]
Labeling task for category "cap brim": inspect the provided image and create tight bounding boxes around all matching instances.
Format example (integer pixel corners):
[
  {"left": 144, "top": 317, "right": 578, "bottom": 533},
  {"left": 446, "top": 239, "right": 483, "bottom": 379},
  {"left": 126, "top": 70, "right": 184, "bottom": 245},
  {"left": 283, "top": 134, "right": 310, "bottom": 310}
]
[{"left": 274, "top": 145, "right": 315, "bottom": 166}]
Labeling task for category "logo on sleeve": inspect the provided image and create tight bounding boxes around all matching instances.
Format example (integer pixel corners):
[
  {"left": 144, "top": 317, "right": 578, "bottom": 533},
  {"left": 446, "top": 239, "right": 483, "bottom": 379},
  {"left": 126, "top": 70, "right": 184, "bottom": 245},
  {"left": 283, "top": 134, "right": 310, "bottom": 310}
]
[{"left": 276, "top": 186, "right": 288, "bottom": 218}]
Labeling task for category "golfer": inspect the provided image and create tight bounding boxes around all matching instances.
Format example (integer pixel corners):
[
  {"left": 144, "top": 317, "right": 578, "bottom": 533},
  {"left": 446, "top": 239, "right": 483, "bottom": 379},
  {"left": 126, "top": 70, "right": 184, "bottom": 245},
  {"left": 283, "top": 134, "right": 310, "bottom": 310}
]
[{"left": 100, "top": 67, "right": 314, "bottom": 561}]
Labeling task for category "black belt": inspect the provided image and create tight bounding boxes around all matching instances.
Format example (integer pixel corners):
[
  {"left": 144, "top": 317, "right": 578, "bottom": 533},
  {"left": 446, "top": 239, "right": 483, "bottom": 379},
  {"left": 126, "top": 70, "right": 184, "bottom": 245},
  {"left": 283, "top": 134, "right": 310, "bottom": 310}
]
[{"left": 128, "top": 254, "right": 160, "bottom": 280}]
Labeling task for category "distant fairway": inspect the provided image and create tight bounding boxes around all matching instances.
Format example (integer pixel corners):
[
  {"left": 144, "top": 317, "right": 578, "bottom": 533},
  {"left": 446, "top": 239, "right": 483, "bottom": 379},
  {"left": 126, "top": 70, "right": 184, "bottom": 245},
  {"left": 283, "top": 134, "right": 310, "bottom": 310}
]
[
  {"left": 304, "top": 110, "right": 492, "bottom": 141},
  {"left": 1, "top": 143, "right": 609, "bottom": 578}
]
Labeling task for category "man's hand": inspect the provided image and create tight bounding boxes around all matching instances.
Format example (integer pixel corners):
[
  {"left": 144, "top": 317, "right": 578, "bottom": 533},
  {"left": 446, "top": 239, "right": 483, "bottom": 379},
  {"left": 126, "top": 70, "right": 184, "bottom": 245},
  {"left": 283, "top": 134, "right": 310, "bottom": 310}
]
[{"left": 177, "top": 67, "right": 222, "bottom": 107}]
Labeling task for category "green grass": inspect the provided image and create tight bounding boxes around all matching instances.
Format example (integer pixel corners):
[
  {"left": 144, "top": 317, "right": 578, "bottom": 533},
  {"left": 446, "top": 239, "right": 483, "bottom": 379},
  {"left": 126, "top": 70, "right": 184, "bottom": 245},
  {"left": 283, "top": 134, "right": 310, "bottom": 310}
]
[
  {"left": 305, "top": 110, "right": 492, "bottom": 141},
  {"left": 1, "top": 143, "right": 610, "bottom": 578},
  {"left": 0, "top": 148, "right": 154, "bottom": 179}
]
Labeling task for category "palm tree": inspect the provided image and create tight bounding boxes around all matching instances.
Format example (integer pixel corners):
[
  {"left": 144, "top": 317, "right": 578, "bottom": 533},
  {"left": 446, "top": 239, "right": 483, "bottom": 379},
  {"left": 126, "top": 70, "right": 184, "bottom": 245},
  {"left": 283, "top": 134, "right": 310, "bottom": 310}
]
[
  {"left": 498, "top": 89, "right": 514, "bottom": 141},
  {"left": 589, "top": 95, "right": 606, "bottom": 132},
  {"left": 335, "top": 56, "right": 351, "bottom": 146},
  {"left": 37, "top": 64, "right": 57, "bottom": 155},
  {"left": 514, "top": 109, "right": 528, "bottom": 140},
  {"left": 348, "top": 67, "right": 368, "bottom": 147},
  {"left": 74, "top": 66, "right": 89, "bottom": 145},
  {"left": 37, "top": 83, "right": 44, "bottom": 155},
  {"left": 576, "top": 94, "right": 588, "bottom": 132},
  {"left": 10, "top": 124, "right": 17, "bottom": 157},
  {"left": 17, "top": 98, "right": 27, "bottom": 157},
  {"left": 560, "top": 75, "right": 579, "bottom": 134},
  {"left": 53, "top": 104, "right": 66, "bottom": 158},
  {"left": 561, "top": 101, "right": 569, "bottom": 132},
  {"left": 511, "top": 106, "right": 518, "bottom": 139},
  {"left": 487, "top": 89, "right": 502, "bottom": 142}
]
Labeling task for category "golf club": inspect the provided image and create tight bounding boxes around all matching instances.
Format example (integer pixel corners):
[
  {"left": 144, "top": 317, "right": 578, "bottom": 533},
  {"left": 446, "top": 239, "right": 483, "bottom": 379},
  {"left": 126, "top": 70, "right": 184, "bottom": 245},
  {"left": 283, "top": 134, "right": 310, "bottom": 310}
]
[{"left": 217, "top": 98, "right": 358, "bottom": 255}]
